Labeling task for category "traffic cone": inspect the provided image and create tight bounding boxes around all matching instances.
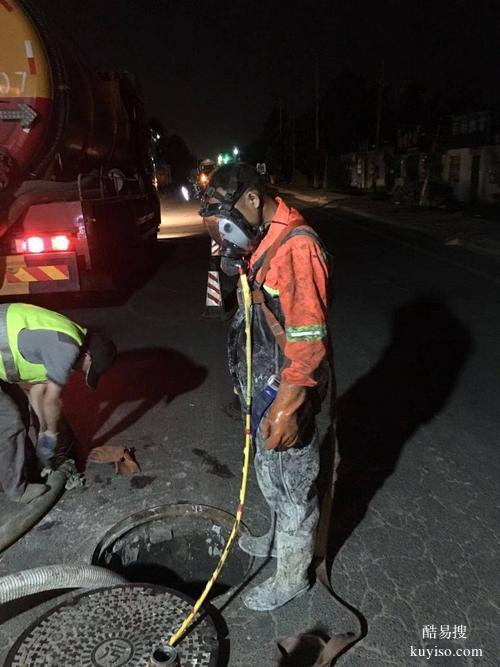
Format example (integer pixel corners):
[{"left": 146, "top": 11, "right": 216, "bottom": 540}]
[{"left": 202, "top": 240, "right": 224, "bottom": 318}]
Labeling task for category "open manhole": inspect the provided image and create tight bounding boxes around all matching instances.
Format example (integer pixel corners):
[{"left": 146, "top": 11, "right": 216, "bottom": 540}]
[{"left": 92, "top": 504, "right": 253, "bottom": 601}]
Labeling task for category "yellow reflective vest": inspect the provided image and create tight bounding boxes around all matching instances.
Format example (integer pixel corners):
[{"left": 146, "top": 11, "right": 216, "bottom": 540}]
[{"left": 0, "top": 303, "right": 86, "bottom": 383}]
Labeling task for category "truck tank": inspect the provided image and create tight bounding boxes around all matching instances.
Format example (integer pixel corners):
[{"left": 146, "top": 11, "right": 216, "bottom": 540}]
[
  {"left": 0, "top": 0, "right": 160, "bottom": 297},
  {"left": 0, "top": 0, "right": 153, "bottom": 222}
]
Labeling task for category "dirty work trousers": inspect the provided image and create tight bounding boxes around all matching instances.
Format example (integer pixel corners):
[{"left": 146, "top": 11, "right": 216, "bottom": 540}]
[
  {"left": 0, "top": 382, "right": 30, "bottom": 499},
  {"left": 228, "top": 299, "right": 324, "bottom": 543},
  {"left": 254, "top": 415, "right": 320, "bottom": 537}
]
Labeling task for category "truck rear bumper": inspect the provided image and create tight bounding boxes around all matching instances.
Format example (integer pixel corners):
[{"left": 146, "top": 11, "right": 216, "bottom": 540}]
[{"left": 0, "top": 251, "right": 79, "bottom": 296}]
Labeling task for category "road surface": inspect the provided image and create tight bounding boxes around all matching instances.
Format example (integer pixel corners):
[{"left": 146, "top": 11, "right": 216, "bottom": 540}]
[
  {"left": 0, "top": 195, "right": 498, "bottom": 666},
  {"left": 158, "top": 189, "right": 206, "bottom": 239}
]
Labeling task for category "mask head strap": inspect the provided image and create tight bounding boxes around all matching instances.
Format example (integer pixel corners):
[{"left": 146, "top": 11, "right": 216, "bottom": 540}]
[{"left": 199, "top": 164, "right": 266, "bottom": 225}]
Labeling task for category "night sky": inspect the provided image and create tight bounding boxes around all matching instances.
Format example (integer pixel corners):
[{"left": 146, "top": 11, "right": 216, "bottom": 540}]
[{"left": 38, "top": 0, "right": 498, "bottom": 158}]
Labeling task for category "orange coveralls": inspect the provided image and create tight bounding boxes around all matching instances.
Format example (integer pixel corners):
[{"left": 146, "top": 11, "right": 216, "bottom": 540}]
[
  {"left": 227, "top": 196, "right": 331, "bottom": 557},
  {"left": 249, "top": 197, "right": 330, "bottom": 387}
]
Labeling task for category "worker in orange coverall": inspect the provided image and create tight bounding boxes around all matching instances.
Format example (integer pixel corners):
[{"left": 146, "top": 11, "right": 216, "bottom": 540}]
[{"left": 200, "top": 163, "right": 331, "bottom": 611}]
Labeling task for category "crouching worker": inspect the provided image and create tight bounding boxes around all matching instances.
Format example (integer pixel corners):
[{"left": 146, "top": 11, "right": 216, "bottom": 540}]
[
  {"left": 200, "top": 164, "right": 331, "bottom": 611},
  {"left": 0, "top": 303, "right": 116, "bottom": 503}
]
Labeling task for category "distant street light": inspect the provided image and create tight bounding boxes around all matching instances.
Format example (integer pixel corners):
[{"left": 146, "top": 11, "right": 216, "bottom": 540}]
[
  {"left": 233, "top": 146, "right": 239, "bottom": 157},
  {"left": 217, "top": 154, "right": 223, "bottom": 166}
]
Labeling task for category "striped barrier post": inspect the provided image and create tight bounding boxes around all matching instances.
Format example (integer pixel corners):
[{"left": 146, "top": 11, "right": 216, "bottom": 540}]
[
  {"left": 202, "top": 240, "right": 224, "bottom": 318},
  {"left": 210, "top": 239, "right": 221, "bottom": 258}
]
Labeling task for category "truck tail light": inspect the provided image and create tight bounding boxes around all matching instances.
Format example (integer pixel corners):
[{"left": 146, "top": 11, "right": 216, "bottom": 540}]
[
  {"left": 15, "top": 234, "right": 73, "bottom": 253},
  {"left": 25, "top": 236, "right": 45, "bottom": 253},
  {"left": 51, "top": 234, "right": 71, "bottom": 251}
]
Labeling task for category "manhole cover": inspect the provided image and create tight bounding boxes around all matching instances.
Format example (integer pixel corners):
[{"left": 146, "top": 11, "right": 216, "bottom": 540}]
[
  {"left": 6, "top": 584, "right": 219, "bottom": 666},
  {"left": 92, "top": 504, "right": 253, "bottom": 600}
]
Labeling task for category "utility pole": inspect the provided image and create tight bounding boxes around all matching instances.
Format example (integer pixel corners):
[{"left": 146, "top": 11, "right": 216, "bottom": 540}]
[
  {"left": 314, "top": 58, "right": 320, "bottom": 188},
  {"left": 373, "top": 59, "right": 385, "bottom": 191},
  {"left": 322, "top": 153, "right": 328, "bottom": 190},
  {"left": 375, "top": 59, "right": 385, "bottom": 152},
  {"left": 278, "top": 97, "right": 283, "bottom": 180},
  {"left": 278, "top": 97, "right": 283, "bottom": 139},
  {"left": 419, "top": 124, "right": 440, "bottom": 207}
]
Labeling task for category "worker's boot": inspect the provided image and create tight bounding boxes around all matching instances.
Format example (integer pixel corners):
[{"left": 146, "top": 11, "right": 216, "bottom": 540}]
[
  {"left": 239, "top": 514, "right": 277, "bottom": 558},
  {"left": 13, "top": 483, "right": 48, "bottom": 504},
  {"left": 241, "top": 530, "right": 313, "bottom": 611}
]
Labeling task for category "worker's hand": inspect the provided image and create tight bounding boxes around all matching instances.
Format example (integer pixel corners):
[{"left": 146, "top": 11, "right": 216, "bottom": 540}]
[
  {"left": 36, "top": 431, "right": 58, "bottom": 470},
  {"left": 262, "top": 381, "right": 307, "bottom": 450}
]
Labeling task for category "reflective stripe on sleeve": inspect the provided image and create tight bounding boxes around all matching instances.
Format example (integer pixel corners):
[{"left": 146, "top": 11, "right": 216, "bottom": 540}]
[
  {"left": 263, "top": 284, "right": 279, "bottom": 297},
  {"left": 285, "top": 323, "right": 327, "bottom": 342}
]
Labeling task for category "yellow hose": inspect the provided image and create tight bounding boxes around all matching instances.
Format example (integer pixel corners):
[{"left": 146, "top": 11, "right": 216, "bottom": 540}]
[{"left": 167, "top": 270, "right": 253, "bottom": 648}]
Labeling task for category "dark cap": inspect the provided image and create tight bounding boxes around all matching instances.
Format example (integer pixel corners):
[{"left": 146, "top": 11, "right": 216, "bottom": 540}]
[{"left": 85, "top": 332, "right": 117, "bottom": 389}]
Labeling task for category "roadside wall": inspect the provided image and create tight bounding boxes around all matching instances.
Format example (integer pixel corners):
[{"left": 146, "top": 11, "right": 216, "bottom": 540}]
[{"left": 443, "top": 145, "right": 500, "bottom": 204}]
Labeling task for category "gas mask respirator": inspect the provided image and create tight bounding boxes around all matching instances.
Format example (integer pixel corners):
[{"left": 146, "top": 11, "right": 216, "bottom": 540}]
[{"left": 199, "top": 187, "right": 265, "bottom": 276}]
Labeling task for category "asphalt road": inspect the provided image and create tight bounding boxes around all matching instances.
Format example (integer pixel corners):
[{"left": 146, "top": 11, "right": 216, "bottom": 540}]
[
  {"left": 158, "top": 188, "right": 206, "bottom": 239},
  {"left": 0, "top": 196, "right": 498, "bottom": 666}
]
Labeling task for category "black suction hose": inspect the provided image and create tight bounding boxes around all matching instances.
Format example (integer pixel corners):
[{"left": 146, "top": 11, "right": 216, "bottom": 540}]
[{"left": 0, "top": 460, "right": 72, "bottom": 555}]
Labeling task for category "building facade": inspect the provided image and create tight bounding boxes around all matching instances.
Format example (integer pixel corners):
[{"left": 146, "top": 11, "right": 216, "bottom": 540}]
[{"left": 337, "top": 110, "right": 500, "bottom": 205}]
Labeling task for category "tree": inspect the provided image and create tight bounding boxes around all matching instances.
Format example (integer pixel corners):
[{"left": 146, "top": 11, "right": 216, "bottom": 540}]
[
  {"left": 243, "top": 106, "right": 285, "bottom": 177},
  {"left": 147, "top": 117, "right": 168, "bottom": 163},
  {"left": 163, "top": 134, "right": 196, "bottom": 182}
]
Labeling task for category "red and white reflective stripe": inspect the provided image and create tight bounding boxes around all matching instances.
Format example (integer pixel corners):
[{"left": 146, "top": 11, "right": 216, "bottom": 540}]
[
  {"left": 0, "top": 0, "right": 13, "bottom": 12},
  {"left": 211, "top": 239, "right": 221, "bottom": 257},
  {"left": 25, "top": 40, "right": 36, "bottom": 75},
  {"left": 206, "top": 270, "right": 222, "bottom": 306}
]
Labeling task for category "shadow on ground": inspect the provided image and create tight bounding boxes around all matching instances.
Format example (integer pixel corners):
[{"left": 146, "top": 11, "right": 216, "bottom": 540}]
[
  {"left": 328, "top": 295, "right": 473, "bottom": 560},
  {"left": 309, "top": 297, "right": 473, "bottom": 662},
  {"left": 63, "top": 347, "right": 207, "bottom": 468}
]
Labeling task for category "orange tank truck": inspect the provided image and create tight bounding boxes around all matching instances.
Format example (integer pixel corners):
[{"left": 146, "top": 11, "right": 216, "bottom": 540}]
[{"left": 0, "top": 0, "right": 160, "bottom": 296}]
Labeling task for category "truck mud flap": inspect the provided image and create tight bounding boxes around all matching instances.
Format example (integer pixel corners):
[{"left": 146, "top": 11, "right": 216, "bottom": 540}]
[{"left": 0, "top": 252, "right": 79, "bottom": 296}]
